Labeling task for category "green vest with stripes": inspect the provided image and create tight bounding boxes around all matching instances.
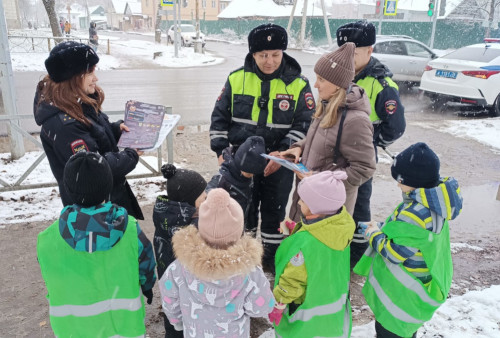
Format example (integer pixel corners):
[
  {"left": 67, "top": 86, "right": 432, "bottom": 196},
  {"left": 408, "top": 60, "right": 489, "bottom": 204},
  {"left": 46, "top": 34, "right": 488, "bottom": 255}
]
[
  {"left": 356, "top": 76, "right": 399, "bottom": 123},
  {"left": 274, "top": 226, "right": 352, "bottom": 338},
  {"left": 228, "top": 69, "right": 308, "bottom": 127},
  {"left": 354, "top": 219, "right": 453, "bottom": 337},
  {"left": 37, "top": 216, "right": 146, "bottom": 337}
]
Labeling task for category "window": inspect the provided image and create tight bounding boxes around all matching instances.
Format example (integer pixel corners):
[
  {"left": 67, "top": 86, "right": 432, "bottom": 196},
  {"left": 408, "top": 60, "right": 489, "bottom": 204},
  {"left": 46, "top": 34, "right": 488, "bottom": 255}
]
[
  {"left": 202, "top": 0, "right": 206, "bottom": 8},
  {"left": 404, "top": 42, "right": 432, "bottom": 58},
  {"left": 212, "top": 0, "right": 216, "bottom": 8},
  {"left": 221, "top": 3, "right": 225, "bottom": 9},
  {"left": 443, "top": 46, "right": 500, "bottom": 62},
  {"left": 373, "top": 41, "right": 406, "bottom": 55}
]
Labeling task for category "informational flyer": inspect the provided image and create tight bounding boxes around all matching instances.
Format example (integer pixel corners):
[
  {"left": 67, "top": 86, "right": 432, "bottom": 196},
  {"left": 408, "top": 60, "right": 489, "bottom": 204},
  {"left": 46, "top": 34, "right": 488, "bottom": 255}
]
[
  {"left": 261, "top": 154, "right": 309, "bottom": 173},
  {"left": 141, "top": 114, "right": 181, "bottom": 151},
  {"left": 117, "top": 100, "right": 166, "bottom": 150}
]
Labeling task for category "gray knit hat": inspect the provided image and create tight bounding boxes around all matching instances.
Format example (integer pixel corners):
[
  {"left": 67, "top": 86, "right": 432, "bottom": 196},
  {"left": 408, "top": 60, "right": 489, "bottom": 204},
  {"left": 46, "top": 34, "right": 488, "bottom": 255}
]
[{"left": 314, "top": 42, "right": 355, "bottom": 89}]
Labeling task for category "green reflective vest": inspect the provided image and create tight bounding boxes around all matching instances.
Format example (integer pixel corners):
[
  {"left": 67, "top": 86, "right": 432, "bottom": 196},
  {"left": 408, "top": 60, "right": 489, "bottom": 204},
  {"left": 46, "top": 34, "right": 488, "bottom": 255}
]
[
  {"left": 37, "top": 216, "right": 146, "bottom": 338},
  {"left": 356, "top": 76, "right": 399, "bottom": 123},
  {"left": 228, "top": 70, "right": 308, "bottom": 128},
  {"left": 274, "top": 226, "right": 351, "bottom": 338},
  {"left": 354, "top": 219, "right": 453, "bottom": 338}
]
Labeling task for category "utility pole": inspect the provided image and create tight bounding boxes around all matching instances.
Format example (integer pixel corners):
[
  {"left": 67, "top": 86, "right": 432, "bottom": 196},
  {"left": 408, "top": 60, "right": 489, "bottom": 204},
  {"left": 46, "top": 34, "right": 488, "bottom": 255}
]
[
  {"left": 0, "top": 0, "right": 25, "bottom": 159},
  {"left": 286, "top": 0, "right": 298, "bottom": 37},
  {"left": 486, "top": 0, "right": 496, "bottom": 38},
  {"left": 194, "top": 0, "right": 202, "bottom": 53},
  {"left": 299, "top": 0, "right": 308, "bottom": 48},
  {"left": 429, "top": 0, "right": 440, "bottom": 48},
  {"left": 173, "top": 0, "right": 178, "bottom": 57},
  {"left": 320, "top": 0, "right": 332, "bottom": 48},
  {"left": 377, "top": 0, "right": 384, "bottom": 34}
]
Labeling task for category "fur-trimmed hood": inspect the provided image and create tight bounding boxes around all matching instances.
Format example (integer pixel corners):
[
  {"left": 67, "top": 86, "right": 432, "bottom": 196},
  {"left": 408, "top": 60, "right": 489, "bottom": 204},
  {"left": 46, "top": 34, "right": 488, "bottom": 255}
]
[{"left": 172, "top": 225, "right": 263, "bottom": 281}]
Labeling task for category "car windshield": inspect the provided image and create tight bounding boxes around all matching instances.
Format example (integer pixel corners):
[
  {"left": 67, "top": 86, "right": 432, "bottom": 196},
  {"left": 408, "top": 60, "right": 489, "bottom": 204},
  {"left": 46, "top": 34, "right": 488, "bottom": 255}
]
[
  {"left": 181, "top": 25, "right": 195, "bottom": 32},
  {"left": 442, "top": 46, "right": 500, "bottom": 62}
]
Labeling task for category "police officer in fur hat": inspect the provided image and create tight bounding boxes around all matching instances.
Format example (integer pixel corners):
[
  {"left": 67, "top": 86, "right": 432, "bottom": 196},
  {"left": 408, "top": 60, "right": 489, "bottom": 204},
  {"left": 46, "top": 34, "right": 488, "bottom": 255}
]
[
  {"left": 209, "top": 23, "right": 315, "bottom": 272},
  {"left": 336, "top": 21, "right": 406, "bottom": 268}
]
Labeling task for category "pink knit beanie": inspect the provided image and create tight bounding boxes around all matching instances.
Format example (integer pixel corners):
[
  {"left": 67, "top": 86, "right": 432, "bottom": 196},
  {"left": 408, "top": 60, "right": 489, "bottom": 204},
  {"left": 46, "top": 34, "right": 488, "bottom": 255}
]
[
  {"left": 198, "top": 188, "right": 244, "bottom": 247},
  {"left": 297, "top": 171, "right": 347, "bottom": 215},
  {"left": 314, "top": 42, "right": 355, "bottom": 89}
]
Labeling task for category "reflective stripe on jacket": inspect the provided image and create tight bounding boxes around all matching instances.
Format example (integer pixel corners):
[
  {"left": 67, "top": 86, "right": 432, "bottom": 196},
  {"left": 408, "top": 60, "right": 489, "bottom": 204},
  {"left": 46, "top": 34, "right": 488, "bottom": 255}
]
[
  {"left": 274, "top": 227, "right": 352, "bottom": 337},
  {"left": 37, "top": 216, "right": 146, "bottom": 337},
  {"left": 354, "top": 219, "right": 453, "bottom": 337},
  {"left": 356, "top": 76, "right": 399, "bottom": 123}
]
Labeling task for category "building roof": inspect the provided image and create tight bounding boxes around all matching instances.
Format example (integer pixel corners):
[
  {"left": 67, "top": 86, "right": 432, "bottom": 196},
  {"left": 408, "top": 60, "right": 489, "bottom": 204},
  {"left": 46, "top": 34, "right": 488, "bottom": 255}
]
[
  {"left": 218, "top": 0, "right": 328, "bottom": 19},
  {"left": 111, "top": 0, "right": 128, "bottom": 14}
]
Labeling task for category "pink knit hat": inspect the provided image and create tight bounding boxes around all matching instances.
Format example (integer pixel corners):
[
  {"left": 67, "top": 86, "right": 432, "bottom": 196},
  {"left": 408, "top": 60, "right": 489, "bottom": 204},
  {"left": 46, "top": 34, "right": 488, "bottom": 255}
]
[
  {"left": 297, "top": 171, "right": 347, "bottom": 215},
  {"left": 198, "top": 188, "right": 244, "bottom": 247}
]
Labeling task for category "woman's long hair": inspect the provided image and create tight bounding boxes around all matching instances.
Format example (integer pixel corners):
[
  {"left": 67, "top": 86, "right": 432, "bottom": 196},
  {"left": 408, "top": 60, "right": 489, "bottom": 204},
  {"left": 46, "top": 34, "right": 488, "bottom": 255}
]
[
  {"left": 35, "top": 65, "right": 104, "bottom": 126},
  {"left": 313, "top": 88, "right": 347, "bottom": 129}
]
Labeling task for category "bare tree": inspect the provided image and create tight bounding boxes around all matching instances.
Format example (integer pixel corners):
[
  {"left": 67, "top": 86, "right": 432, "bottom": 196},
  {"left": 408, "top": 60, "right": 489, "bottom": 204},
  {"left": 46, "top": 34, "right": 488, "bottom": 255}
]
[
  {"left": 42, "top": 0, "right": 63, "bottom": 37},
  {"left": 460, "top": 0, "right": 500, "bottom": 37}
]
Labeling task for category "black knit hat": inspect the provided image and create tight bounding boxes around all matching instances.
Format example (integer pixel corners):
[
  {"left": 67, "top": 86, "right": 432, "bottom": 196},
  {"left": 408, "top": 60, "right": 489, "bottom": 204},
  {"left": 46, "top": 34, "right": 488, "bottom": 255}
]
[
  {"left": 161, "top": 164, "right": 207, "bottom": 206},
  {"left": 248, "top": 23, "right": 288, "bottom": 53},
  {"left": 45, "top": 41, "right": 99, "bottom": 83},
  {"left": 63, "top": 152, "right": 113, "bottom": 207},
  {"left": 337, "top": 21, "right": 376, "bottom": 48},
  {"left": 391, "top": 142, "right": 440, "bottom": 189},
  {"left": 234, "top": 136, "right": 267, "bottom": 174}
]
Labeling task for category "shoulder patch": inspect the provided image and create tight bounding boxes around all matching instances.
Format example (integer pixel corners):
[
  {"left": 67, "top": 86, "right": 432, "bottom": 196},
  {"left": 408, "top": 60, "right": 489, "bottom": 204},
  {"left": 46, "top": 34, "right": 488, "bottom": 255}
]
[
  {"left": 58, "top": 113, "right": 77, "bottom": 125},
  {"left": 304, "top": 93, "right": 315, "bottom": 110},
  {"left": 385, "top": 100, "right": 397, "bottom": 114},
  {"left": 290, "top": 251, "right": 305, "bottom": 266},
  {"left": 70, "top": 139, "right": 89, "bottom": 154}
]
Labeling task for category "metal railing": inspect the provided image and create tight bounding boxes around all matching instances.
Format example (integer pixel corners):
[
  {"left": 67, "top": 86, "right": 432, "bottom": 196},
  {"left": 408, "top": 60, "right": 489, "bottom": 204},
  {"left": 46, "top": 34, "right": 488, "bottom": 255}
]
[
  {"left": 0, "top": 108, "right": 175, "bottom": 193},
  {"left": 7, "top": 35, "right": 111, "bottom": 54}
]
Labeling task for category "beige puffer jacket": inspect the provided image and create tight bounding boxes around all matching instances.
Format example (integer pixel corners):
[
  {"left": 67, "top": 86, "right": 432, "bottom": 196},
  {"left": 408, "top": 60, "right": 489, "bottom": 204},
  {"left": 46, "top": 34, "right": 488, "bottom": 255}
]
[{"left": 289, "top": 84, "right": 376, "bottom": 221}]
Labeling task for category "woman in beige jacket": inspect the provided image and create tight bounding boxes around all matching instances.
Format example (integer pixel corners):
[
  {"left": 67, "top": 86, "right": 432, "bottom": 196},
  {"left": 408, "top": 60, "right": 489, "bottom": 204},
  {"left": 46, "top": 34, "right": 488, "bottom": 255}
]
[{"left": 281, "top": 42, "right": 376, "bottom": 221}]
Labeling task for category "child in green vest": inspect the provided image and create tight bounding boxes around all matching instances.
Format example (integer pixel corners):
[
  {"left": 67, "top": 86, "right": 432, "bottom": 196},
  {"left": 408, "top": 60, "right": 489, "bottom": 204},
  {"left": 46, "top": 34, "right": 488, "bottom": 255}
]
[
  {"left": 270, "top": 170, "right": 355, "bottom": 337},
  {"left": 37, "top": 152, "right": 156, "bottom": 337},
  {"left": 354, "top": 142, "right": 463, "bottom": 338}
]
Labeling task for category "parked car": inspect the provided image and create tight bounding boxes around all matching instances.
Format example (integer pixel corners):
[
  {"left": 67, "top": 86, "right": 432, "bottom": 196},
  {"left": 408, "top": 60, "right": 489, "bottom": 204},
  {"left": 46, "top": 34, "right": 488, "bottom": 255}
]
[
  {"left": 329, "top": 35, "right": 438, "bottom": 85},
  {"left": 167, "top": 24, "right": 205, "bottom": 47},
  {"left": 420, "top": 39, "right": 500, "bottom": 117}
]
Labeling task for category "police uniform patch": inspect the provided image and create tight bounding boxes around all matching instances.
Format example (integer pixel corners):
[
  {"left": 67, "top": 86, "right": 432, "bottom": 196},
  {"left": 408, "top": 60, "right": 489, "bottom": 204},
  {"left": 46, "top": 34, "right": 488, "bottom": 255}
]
[
  {"left": 279, "top": 99, "right": 290, "bottom": 111},
  {"left": 217, "top": 86, "right": 225, "bottom": 101},
  {"left": 385, "top": 100, "right": 397, "bottom": 114},
  {"left": 290, "top": 252, "right": 304, "bottom": 266},
  {"left": 276, "top": 94, "right": 293, "bottom": 100},
  {"left": 305, "top": 92, "right": 315, "bottom": 110},
  {"left": 71, "top": 139, "right": 89, "bottom": 154}
]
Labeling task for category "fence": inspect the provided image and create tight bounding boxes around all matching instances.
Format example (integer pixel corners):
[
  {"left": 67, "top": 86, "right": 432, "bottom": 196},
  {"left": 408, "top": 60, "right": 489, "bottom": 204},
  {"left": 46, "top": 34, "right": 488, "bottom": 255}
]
[
  {"left": 7, "top": 35, "right": 111, "bottom": 54},
  {"left": 0, "top": 109, "right": 174, "bottom": 193}
]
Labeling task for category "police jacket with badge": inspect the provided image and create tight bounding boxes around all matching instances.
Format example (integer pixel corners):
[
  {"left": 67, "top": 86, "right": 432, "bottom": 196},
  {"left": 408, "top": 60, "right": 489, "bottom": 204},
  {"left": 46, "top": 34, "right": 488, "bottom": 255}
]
[
  {"left": 354, "top": 57, "right": 406, "bottom": 148},
  {"left": 210, "top": 52, "right": 315, "bottom": 156},
  {"left": 34, "top": 93, "right": 144, "bottom": 220}
]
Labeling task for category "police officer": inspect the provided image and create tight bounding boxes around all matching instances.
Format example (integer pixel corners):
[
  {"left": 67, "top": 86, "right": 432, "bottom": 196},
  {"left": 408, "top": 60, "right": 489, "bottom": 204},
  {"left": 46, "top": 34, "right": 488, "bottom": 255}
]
[
  {"left": 210, "top": 23, "right": 315, "bottom": 271},
  {"left": 336, "top": 21, "right": 406, "bottom": 268}
]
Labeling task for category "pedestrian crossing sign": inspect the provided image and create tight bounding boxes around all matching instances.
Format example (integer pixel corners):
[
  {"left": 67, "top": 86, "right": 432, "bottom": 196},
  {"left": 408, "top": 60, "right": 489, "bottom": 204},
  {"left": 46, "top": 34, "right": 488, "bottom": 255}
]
[
  {"left": 384, "top": 0, "right": 398, "bottom": 16},
  {"left": 161, "top": 0, "right": 174, "bottom": 7}
]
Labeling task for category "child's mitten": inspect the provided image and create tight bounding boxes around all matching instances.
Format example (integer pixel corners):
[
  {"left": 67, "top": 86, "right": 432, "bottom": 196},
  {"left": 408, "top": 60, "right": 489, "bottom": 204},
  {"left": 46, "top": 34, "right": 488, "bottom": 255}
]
[{"left": 268, "top": 303, "right": 286, "bottom": 326}]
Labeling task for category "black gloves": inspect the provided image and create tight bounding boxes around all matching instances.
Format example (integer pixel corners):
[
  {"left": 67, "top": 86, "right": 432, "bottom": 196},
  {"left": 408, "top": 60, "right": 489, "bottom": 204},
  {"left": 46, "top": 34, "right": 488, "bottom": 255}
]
[{"left": 143, "top": 288, "right": 153, "bottom": 305}]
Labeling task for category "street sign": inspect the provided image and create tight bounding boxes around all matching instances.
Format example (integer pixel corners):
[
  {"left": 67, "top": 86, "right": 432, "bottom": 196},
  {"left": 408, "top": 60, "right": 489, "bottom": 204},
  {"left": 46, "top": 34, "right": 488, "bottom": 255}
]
[
  {"left": 161, "top": 0, "right": 174, "bottom": 7},
  {"left": 384, "top": 0, "right": 398, "bottom": 16}
]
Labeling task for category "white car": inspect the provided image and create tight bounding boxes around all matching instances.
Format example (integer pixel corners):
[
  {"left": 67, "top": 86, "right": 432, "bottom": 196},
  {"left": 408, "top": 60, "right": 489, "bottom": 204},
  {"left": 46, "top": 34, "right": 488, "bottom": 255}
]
[
  {"left": 167, "top": 24, "right": 205, "bottom": 47},
  {"left": 372, "top": 35, "right": 439, "bottom": 84},
  {"left": 420, "top": 39, "right": 500, "bottom": 117}
]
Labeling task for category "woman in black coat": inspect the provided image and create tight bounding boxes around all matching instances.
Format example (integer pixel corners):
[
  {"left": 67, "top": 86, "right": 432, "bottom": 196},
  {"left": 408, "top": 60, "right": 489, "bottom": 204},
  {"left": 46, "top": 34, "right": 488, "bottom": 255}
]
[{"left": 34, "top": 41, "right": 144, "bottom": 219}]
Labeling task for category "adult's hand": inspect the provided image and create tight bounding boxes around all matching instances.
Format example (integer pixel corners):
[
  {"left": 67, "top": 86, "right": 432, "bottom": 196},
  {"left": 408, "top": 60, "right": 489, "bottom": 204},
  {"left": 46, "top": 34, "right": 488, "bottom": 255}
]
[
  {"left": 135, "top": 149, "right": 144, "bottom": 156},
  {"left": 279, "top": 147, "right": 302, "bottom": 163},
  {"left": 264, "top": 151, "right": 281, "bottom": 177},
  {"left": 295, "top": 170, "right": 313, "bottom": 181},
  {"left": 218, "top": 154, "right": 224, "bottom": 166},
  {"left": 119, "top": 123, "right": 130, "bottom": 132}
]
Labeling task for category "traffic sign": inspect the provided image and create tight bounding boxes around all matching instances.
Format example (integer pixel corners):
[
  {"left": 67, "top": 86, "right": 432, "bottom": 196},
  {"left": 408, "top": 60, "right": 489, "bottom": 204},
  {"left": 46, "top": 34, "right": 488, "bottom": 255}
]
[
  {"left": 384, "top": 0, "right": 398, "bottom": 16},
  {"left": 161, "top": 0, "right": 174, "bottom": 7}
]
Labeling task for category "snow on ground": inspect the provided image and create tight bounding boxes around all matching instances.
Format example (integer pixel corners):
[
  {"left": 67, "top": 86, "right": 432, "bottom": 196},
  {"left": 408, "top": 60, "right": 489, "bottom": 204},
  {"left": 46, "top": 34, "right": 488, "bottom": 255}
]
[{"left": 8, "top": 28, "right": 224, "bottom": 72}]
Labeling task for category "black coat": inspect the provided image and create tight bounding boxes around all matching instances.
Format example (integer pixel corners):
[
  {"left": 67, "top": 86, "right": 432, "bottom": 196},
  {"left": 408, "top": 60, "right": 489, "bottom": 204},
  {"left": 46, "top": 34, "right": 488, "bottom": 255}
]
[
  {"left": 34, "top": 96, "right": 144, "bottom": 220},
  {"left": 152, "top": 196, "right": 196, "bottom": 278},
  {"left": 206, "top": 146, "right": 253, "bottom": 220}
]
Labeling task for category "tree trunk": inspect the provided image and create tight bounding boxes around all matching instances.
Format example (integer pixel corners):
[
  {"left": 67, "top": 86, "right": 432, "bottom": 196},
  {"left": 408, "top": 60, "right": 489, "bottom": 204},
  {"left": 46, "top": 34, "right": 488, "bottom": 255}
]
[{"left": 42, "top": 0, "right": 62, "bottom": 39}]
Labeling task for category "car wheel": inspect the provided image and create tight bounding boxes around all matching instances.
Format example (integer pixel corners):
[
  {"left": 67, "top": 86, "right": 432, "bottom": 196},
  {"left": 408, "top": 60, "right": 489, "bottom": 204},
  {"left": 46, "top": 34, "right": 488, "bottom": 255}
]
[
  {"left": 490, "top": 94, "right": 500, "bottom": 117},
  {"left": 429, "top": 94, "right": 447, "bottom": 112},
  {"left": 181, "top": 38, "right": 185, "bottom": 47}
]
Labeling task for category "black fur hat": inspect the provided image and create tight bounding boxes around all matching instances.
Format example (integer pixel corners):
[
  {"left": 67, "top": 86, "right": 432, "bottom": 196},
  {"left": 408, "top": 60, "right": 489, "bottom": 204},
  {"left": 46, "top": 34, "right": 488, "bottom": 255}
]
[
  {"left": 45, "top": 41, "right": 99, "bottom": 83},
  {"left": 248, "top": 23, "right": 288, "bottom": 53},
  {"left": 336, "top": 20, "right": 376, "bottom": 48},
  {"left": 391, "top": 142, "right": 440, "bottom": 189}
]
